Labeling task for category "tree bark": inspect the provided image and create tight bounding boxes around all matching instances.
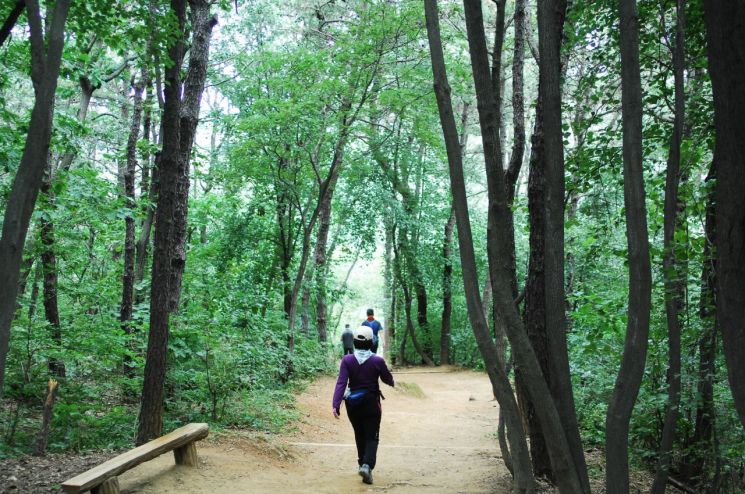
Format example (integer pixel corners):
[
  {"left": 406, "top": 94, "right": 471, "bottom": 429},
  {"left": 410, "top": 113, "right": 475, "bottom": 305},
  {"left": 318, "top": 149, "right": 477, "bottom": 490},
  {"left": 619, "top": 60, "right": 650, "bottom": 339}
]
[
  {"left": 0, "top": 0, "right": 24, "bottom": 47},
  {"left": 704, "top": 0, "right": 745, "bottom": 429},
  {"left": 538, "top": 0, "right": 590, "bottom": 489},
  {"left": 605, "top": 0, "right": 653, "bottom": 491},
  {"left": 121, "top": 77, "right": 145, "bottom": 377},
  {"left": 520, "top": 104, "right": 553, "bottom": 479},
  {"left": 686, "top": 163, "right": 717, "bottom": 485},
  {"left": 168, "top": 0, "right": 217, "bottom": 313},
  {"left": 0, "top": 0, "right": 69, "bottom": 395},
  {"left": 138, "top": 0, "right": 216, "bottom": 443},
  {"left": 651, "top": 2, "right": 686, "bottom": 491},
  {"left": 313, "top": 167, "right": 337, "bottom": 343},
  {"left": 462, "top": 1, "right": 583, "bottom": 491},
  {"left": 137, "top": 0, "right": 189, "bottom": 444},
  {"left": 424, "top": 1, "right": 534, "bottom": 490},
  {"left": 440, "top": 208, "right": 455, "bottom": 365},
  {"left": 39, "top": 184, "right": 65, "bottom": 378}
]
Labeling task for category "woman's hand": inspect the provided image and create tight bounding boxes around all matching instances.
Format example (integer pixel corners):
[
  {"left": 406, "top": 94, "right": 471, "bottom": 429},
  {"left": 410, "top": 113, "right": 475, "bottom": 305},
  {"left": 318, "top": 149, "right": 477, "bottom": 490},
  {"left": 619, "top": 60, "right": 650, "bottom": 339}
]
[{"left": 332, "top": 407, "right": 340, "bottom": 419}]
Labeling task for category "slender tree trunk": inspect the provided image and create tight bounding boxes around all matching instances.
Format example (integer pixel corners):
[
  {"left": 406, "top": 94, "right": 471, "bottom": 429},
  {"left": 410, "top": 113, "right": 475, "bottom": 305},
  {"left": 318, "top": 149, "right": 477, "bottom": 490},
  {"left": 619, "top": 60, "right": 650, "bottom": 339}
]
[
  {"left": 651, "top": 2, "right": 686, "bottom": 490},
  {"left": 605, "top": 0, "right": 653, "bottom": 491},
  {"left": 384, "top": 218, "right": 394, "bottom": 358},
  {"left": 285, "top": 126, "right": 349, "bottom": 368},
  {"left": 313, "top": 170, "right": 337, "bottom": 343},
  {"left": 301, "top": 284, "right": 311, "bottom": 336},
  {"left": 538, "top": 0, "right": 590, "bottom": 489},
  {"left": 37, "top": 75, "right": 96, "bottom": 380},
  {"left": 0, "top": 0, "right": 24, "bottom": 47},
  {"left": 424, "top": 1, "right": 534, "bottom": 490},
  {"left": 462, "top": 1, "right": 583, "bottom": 491},
  {"left": 135, "top": 77, "right": 157, "bottom": 293},
  {"left": 519, "top": 104, "right": 553, "bottom": 479},
  {"left": 121, "top": 78, "right": 145, "bottom": 377},
  {"left": 0, "top": 0, "right": 69, "bottom": 395},
  {"left": 704, "top": 0, "right": 745, "bottom": 429},
  {"left": 680, "top": 163, "right": 717, "bottom": 486},
  {"left": 440, "top": 208, "right": 455, "bottom": 366},
  {"left": 393, "top": 240, "right": 435, "bottom": 367},
  {"left": 39, "top": 186, "right": 65, "bottom": 378}
]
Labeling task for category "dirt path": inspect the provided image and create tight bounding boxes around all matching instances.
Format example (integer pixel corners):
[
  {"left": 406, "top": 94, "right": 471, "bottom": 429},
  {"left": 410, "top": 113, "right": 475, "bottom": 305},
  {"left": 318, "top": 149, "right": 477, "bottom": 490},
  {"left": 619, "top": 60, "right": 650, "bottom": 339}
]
[{"left": 118, "top": 367, "right": 513, "bottom": 493}]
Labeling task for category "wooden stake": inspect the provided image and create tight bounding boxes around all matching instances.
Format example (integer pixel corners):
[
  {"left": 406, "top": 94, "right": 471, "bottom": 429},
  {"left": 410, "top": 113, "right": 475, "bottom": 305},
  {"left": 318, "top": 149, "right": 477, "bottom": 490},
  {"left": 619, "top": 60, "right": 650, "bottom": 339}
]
[{"left": 33, "top": 378, "right": 58, "bottom": 456}]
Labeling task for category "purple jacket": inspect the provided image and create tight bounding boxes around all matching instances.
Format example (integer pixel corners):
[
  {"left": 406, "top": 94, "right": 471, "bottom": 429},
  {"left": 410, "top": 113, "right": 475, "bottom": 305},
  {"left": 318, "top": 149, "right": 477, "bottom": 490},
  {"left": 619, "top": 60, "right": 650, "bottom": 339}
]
[{"left": 332, "top": 354, "right": 394, "bottom": 412}]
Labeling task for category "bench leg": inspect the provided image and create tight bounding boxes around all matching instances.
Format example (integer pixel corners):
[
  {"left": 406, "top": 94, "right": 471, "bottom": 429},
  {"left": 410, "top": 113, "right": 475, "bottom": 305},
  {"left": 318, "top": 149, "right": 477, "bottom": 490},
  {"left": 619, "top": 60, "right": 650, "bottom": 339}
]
[
  {"left": 174, "top": 442, "right": 199, "bottom": 466},
  {"left": 91, "top": 476, "right": 120, "bottom": 494}
]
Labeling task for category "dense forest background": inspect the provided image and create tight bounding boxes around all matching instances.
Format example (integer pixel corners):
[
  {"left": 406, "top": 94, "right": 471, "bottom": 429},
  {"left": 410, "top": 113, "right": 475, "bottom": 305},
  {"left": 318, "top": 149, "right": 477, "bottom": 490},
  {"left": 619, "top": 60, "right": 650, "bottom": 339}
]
[{"left": 1, "top": 0, "right": 744, "bottom": 492}]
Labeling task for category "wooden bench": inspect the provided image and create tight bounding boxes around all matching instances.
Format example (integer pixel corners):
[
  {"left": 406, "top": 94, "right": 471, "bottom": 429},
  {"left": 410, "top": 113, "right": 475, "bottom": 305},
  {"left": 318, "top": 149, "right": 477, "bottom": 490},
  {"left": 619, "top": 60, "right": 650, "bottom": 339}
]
[{"left": 62, "top": 423, "right": 209, "bottom": 494}]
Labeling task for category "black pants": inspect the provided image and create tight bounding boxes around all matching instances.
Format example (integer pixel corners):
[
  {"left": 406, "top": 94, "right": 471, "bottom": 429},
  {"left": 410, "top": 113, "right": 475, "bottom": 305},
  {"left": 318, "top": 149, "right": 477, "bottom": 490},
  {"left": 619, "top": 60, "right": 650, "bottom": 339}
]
[{"left": 346, "top": 397, "right": 382, "bottom": 470}]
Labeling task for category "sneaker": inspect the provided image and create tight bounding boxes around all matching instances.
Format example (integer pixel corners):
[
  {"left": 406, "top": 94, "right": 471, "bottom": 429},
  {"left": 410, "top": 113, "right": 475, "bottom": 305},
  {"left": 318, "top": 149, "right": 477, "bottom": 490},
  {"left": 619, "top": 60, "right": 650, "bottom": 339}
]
[{"left": 358, "top": 463, "right": 373, "bottom": 484}]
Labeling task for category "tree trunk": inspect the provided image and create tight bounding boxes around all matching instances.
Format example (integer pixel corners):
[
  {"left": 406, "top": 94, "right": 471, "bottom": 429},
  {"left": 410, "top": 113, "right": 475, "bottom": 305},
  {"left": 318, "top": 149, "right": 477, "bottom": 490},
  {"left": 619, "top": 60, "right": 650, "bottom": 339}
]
[
  {"left": 0, "top": 0, "right": 69, "bottom": 395},
  {"left": 285, "top": 123, "right": 350, "bottom": 371},
  {"left": 168, "top": 0, "right": 217, "bottom": 314},
  {"left": 137, "top": 0, "right": 188, "bottom": 444},
  {"left": 462, "top": 1, "right": 584, "bottom": 491},
  {"left": 313, "top": 169, "right": 337, "bottom": 343},
  {"left": 440, "top": 208, "right": 455, "bottom": 366},
  {"left": 384, "top": 218, "right": 394, "bottom": 358},
  {"left": 424, "top": 1, "right": 534, "bottom": 490},
  {"left": 39, "top": 185, "right": 65, "bottom": 378},
  {"left": 538, "top": 0, "right": 590, "bottom": 489},
  {"left": 138, "top": 0, "right": 215, "bottom": 443},
  {"left": 0, "top": 0, "right": 24, "bottom": 47},
  {"left": 605, "top": 0, "right": 653, "bottom": 491},
  {"left": 301, "top": 284, "right": 311, "bottom": 336},
  {"left": 704, "top": 0, "right": 745, "bottom": 429},
  {"left": 121, "top": 77, "right": 145, "bottom": 377},
  {"left": 520, "top": 104, "right": 553, "bottom": 479},
  {"left": 651, "top": 2, "right": 686, "bottom": 491},
  {"left": 393, "top": 239, "right": 435, "bottom": 367}
]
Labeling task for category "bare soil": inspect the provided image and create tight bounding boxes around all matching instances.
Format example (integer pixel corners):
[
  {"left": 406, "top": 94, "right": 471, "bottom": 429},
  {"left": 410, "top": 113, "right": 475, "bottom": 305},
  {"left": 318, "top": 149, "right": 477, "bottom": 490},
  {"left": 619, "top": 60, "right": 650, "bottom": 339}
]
[{"left": 116, "top": 367, "right": 514, "bottom": 493}]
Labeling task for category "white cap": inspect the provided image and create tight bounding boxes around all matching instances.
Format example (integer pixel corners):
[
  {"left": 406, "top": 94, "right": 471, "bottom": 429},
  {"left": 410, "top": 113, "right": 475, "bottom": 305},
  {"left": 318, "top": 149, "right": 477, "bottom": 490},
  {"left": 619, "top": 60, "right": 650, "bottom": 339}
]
[{"left": 353, "top": 326, "right": 373, "bottom": 342}]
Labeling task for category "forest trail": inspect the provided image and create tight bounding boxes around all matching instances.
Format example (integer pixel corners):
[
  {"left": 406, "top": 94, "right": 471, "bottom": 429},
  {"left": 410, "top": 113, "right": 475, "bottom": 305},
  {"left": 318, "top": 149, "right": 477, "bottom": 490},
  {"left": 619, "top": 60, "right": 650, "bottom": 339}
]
[{"left": 117, "top": 368, "right": 512, "bottom": 493}]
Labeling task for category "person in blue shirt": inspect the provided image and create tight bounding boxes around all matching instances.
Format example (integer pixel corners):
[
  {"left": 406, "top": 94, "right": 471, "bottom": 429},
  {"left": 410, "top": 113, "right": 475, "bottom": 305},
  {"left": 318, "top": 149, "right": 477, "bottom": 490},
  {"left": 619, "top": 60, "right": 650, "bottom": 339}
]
[{"left": 361, "top": 308, "right": 383, "bottom": 354}]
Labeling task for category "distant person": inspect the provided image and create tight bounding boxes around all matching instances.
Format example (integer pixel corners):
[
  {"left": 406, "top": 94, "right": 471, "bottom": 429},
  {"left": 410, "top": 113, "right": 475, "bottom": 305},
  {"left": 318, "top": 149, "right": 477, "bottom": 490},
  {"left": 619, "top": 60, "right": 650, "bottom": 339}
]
[
  {"left": 361, "top": 308, "right": 382, "bottom": 354},
  {"left": 332, "top": 326, "right": 394, "bottom": 485},
  {"left": 341, "top": 324, "right": 354, "bottom": 355}
]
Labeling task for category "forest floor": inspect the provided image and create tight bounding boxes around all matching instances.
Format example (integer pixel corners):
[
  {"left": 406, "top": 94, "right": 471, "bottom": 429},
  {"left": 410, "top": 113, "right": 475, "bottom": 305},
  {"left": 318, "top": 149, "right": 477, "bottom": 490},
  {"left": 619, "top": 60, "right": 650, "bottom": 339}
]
[
  {"left": 117, "top": 366, "right": 514, "bottom": 493},
  {"left": 1, "top": 367, "right": 672, "bottom": 493}
]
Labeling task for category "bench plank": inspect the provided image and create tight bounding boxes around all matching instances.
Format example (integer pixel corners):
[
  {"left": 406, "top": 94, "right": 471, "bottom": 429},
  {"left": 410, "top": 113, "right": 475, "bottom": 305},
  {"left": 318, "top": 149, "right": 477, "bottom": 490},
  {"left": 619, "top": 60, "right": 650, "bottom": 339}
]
[{"left": 62, "top": 423, "right": 208, "bottom": 493}]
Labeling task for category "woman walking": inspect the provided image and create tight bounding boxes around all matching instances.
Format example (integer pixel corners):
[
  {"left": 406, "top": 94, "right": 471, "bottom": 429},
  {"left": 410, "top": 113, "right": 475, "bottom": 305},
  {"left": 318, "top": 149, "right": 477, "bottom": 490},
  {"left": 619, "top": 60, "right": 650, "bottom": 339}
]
[{"left": 332, "top": 326, "right": 395, "bottom": 485}]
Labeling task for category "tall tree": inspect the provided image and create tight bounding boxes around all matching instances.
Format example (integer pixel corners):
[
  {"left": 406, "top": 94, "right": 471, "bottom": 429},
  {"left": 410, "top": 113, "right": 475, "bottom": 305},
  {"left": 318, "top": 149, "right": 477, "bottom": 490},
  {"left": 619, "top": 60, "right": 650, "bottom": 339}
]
[
  {"left": 424, "top": 2, "right": 534, "bottom": 490},
  {"left": 538, "top": 0, "right": 590, "bottom": 489},
  {"left": 137, "top": 0, "right": 216, "bottom": 443},
  {"left": 605, "top": 0, "right": 653, "bottom": 491},
  {"left": 651, "top": 1, "right": 686, "bottom": 491},
  {"left": 121, "top": 76, "right": 145, "bottom": 377},
  {"left": 704, "top": 0, "right": 745, "bottom": 430},
  {"left": 461, "top": 0, "right": 582, "bottom": 491},
  {"left": 0, "top": 0, "right": 70, "bottom": 395}
]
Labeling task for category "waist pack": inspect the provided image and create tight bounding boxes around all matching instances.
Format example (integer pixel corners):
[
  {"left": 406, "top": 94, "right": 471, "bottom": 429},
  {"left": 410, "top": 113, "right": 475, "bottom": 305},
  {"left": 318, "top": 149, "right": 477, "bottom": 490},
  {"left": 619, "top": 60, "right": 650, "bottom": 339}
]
[{"left": 345, "top": 389, "right": 373, "bottom": 410}]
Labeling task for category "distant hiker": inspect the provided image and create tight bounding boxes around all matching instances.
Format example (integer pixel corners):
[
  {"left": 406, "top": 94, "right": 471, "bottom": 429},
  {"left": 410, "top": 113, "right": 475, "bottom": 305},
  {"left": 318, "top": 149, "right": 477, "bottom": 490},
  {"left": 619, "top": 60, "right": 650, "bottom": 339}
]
[
  {"left": 361, "top": 308, "right": 383, "bottom": 354},
  {"left": 341, "top": 324, "right": 354, "bottom": 355},
  {"left": 332, "top": 326, "right": 394, "bottom": 485}
]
